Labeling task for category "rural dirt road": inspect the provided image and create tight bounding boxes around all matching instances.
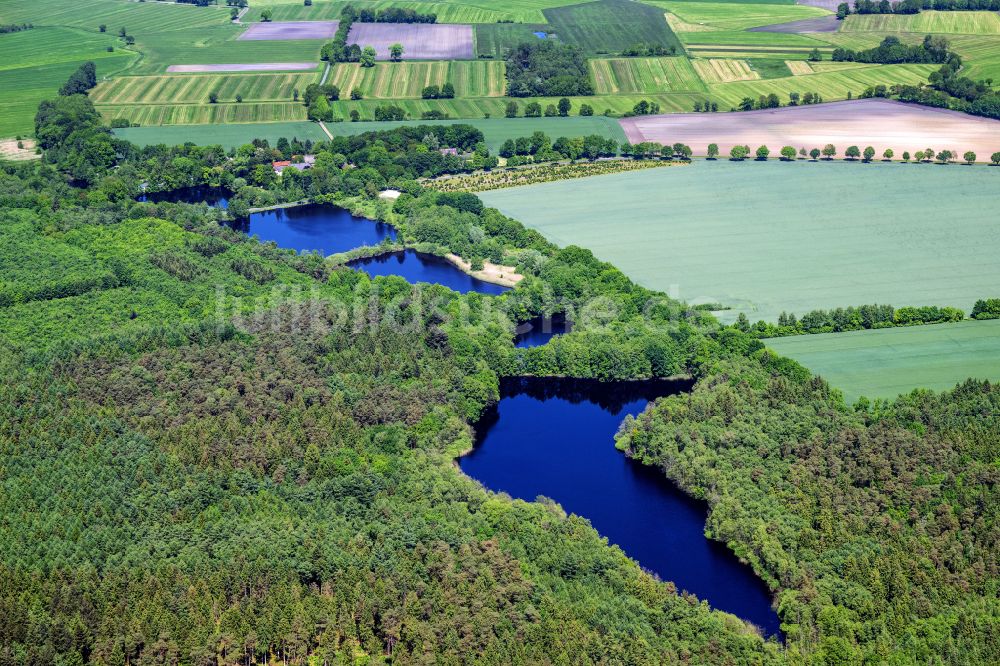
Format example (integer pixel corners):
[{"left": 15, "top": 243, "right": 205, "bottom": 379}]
[{"left": 620, "top": 99, "right": 1000, "bottom": 159}]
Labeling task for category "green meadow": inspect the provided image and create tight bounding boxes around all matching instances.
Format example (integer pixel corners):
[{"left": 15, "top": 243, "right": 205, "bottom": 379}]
[
  {"left": 765, "top": 319, "right": 1000, "bottom": 403},
  {"left": 479, "top": 161, "right": 1000, "bottom": 323},
  {"left": 113, "top": 121, "right": 327, "bottom": 149},
  {"left": 0, "top": 26, "right": 133, "bottom": 136},
  {"left": 115, "top": 115, "right": 626, "bottom": 153}
]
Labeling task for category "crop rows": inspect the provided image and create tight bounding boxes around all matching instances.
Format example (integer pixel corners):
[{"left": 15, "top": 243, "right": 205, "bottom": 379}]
[
  {"left": 590, "top": 57, "right": 707, "bottom": 94},
  {"left": 647, "top": 1, "right": 829, "bottom": 31},
  {"left": 707, "top": 63, "right": 937, "bottom": 107},
  {"left": 0, "top": 0, "right": 230, "bottom": 32},
  {"left": 784, "top": 61, "right": 814, "bottom": 76},
  {"left": 543, "top": 0, "right": 682, "bottom": 55},
  {"left": 693, "top": 58, "right": 760, "bottom": 83},
  {"left": 842, "top": 10, "right": 1000, "bottom": 35},
  {"left": 90, "top": 72, "right": 319, "bottom": 105},
  {"left": 950, "top": 35, "right": 1000, "bottom": 82},
  {"left": 97, "top": 102, "right": 309, "bottom": 126},
  {"left": 261, "top": 0, "right": 524, "bottom": 24},
  {"left": 326, "top": 61, "right": 504, "bottom": 98}
]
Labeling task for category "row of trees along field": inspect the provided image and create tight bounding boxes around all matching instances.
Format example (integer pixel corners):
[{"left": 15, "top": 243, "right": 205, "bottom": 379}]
[
  {"left": 837, "top": 0, "right": 1000, "bottom": 17},
  {"left": 733, "top": 302, "right": 969, "bottom": 338},
  {"left": 1, "top": 74, "right": 997, "bottom": 663},
  {"left": 722, "top": 142, "right": 999, "bottom": 163}
]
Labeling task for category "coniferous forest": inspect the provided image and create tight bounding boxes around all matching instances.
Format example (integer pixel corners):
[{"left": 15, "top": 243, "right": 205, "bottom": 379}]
[{"left": 0, "top": 88, "right": 997, "bottom": 665}]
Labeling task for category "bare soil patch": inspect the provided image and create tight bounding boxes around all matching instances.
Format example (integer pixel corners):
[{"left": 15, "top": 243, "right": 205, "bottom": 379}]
[
  {"left": 620, "top": 99, "right": 1000, "bottom": 158},
  {"left": 166, "top": 63, "right": 318, "bottom": 72},
  {"left": 239, "top": 21, "right": 339, "bottom": 41},
  {"left": 346, "top": 23, "right": 474, "bottom": 60},
  {"left": 445, "top": 253, "right": 523, "bottom": 287},
  {"left": 0, "top": 138, "right": 38, "bottom": 161}
]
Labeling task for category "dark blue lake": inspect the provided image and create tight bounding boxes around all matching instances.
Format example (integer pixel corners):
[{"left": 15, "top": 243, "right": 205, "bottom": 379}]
[
  {"left": 349, "top": 250, "right": 509, "bottom": 296},
  {"left": 139, "top": 185, "right": 229, "bottom": 208},
  {"left": 232, "top": 204, "right": 397, "bottom": 256},
  {"left": 514, "top": 315, "right": 571, "bottom": 348},
  {"left": 460, "top": 377, "right": 781, "bottom": 637}
]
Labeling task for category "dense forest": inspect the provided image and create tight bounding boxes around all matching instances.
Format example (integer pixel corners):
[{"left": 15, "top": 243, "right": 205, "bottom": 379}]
[
  {"left": 505, "top": 41, "right": 594, "bottom": 97},
  {"left": 0, "top": 85, "right": 997, "bottom": 664}
]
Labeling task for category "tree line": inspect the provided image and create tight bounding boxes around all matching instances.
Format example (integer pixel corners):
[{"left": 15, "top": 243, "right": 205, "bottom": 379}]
[
  {"left": 733, "top": 302, "right": 971, "bottom": 338},
  {"left": 837, "top": 0, "right": 1000, "bottom": 18}
]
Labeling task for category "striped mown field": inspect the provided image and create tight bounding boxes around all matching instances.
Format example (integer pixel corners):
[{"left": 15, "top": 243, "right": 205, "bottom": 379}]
[
  {"left": 784, "top": 60, "right": 814, "bottom": 76},
  {"left": 841, "top": 10, "right": 1000, "bottom": 35},
  {"left": 0, "top": 25, "right": 134, "bottom": 137},
  {"left": 90, "top": 72, "right": 320, "bottom": 105},
  {"left": 98, "top": 102, "right": 308, "bottom": 125},
  {"left": 589, "top": 57, "right": 706, "bottom": 94},
  {"left": 245, "top": 0, "right": 582, "bottom": 23},
  {"left": 707, "top": 64, "right": 936, "bottom": 107},
  {"left": 258, "top": 0, "right": 521, "bottom": 24},
  {"left": 325, "top": 61, "right": 505, "bottom": 98},
  {"left": 692, "top": 58, "right": 760, "bottom": 83},
  {"left": 949, "top": 35, "right": 1000, "bottom": 83},
  {"left": 765, "top": 320, "right": 1000, "bottom": 403},
  {"left": 647, "top": 1, "right": 830, "bottom": 31},
  {"left": 0, "top": 0, "right": 231, "bottom": 31}
]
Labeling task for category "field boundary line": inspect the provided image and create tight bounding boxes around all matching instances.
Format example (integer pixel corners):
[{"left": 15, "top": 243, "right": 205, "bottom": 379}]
[{"left": 318, "top": 121, "right": 333, "bottom": 140}]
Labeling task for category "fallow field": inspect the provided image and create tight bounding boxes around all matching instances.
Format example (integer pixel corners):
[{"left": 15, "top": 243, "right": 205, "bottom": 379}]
[
  {"left": 479, "top": 160, "right": 1000, "bottom": 323},
  {"left": 765, "top": 320, "right": 1000, "bottom": 403},
  {"left": 620, "top": 98, "right": 1000, "bottom": 157}
]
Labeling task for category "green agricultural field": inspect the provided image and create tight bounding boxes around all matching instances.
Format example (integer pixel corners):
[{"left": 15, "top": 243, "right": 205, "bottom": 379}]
[
  {"left": 90, "top": 72, "right": 320, "bottom": 106},
  {"left": 113, "top": 121, "right": 327, "bottom": 148},
  {"left": 543, "top": 0, "right": 683, "bottom": 55},
  {"left": 474, "top": 24, "right": 552, "bottom": 60},
  {"left": 590, "top": 57, "right": 707, "bottom": 93},
  {"left": 101, "top": 92, "right": 701, "bottom": 126},
  {"left": 707, "top": 63, "right": 936, "bottom": 107},
  {"left": 841, "top": 10, "right": 1000, "bottom": 35},
  {"left": 765, "top": 320, "right": 1000, "bottom": 403},
  {"left": 326, "top": 92, "right": 700, "bottom": 120},
  {"left": 0, "top": 0, "right": 231, "bottom": 32},
  {"left": 99, "top": 102, "right": 309, "bottom": 126},
  {"left": 245, "top": 0, "right": 582, "bottom": 23},
  {"left": 648, "top": 1, "right": 830, "bottom": 31},
  {"left": 479, "top": 161, "right": 1000, "bottom": 323},
  {"left": 261, "top": 0, "right": 519, "bottom": 24},
  {"left": 114, "top": 115, "right": 627, "bottom": 153},
  {"left": 747, "top": 58, "right": 792, "bottom": 79},
  {"left": 680, "top": 30, "right": 834, "bottom": 47},
  {"left": 0, "top": 26, "right": 134, "bottom": 137},
  {"left": 326, "top": 61, "right": 505, "bottom": 99},
  {"left": 128, "top": 27, "right": 325, "bottom": 75},
  {"left": 950, "top": 35, "right": 1000, "bottom": 84}
]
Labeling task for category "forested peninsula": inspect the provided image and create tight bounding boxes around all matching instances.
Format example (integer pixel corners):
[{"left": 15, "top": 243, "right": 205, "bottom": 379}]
[{"left": 0, "top": 89, "right": 996, "bottom": 665}]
